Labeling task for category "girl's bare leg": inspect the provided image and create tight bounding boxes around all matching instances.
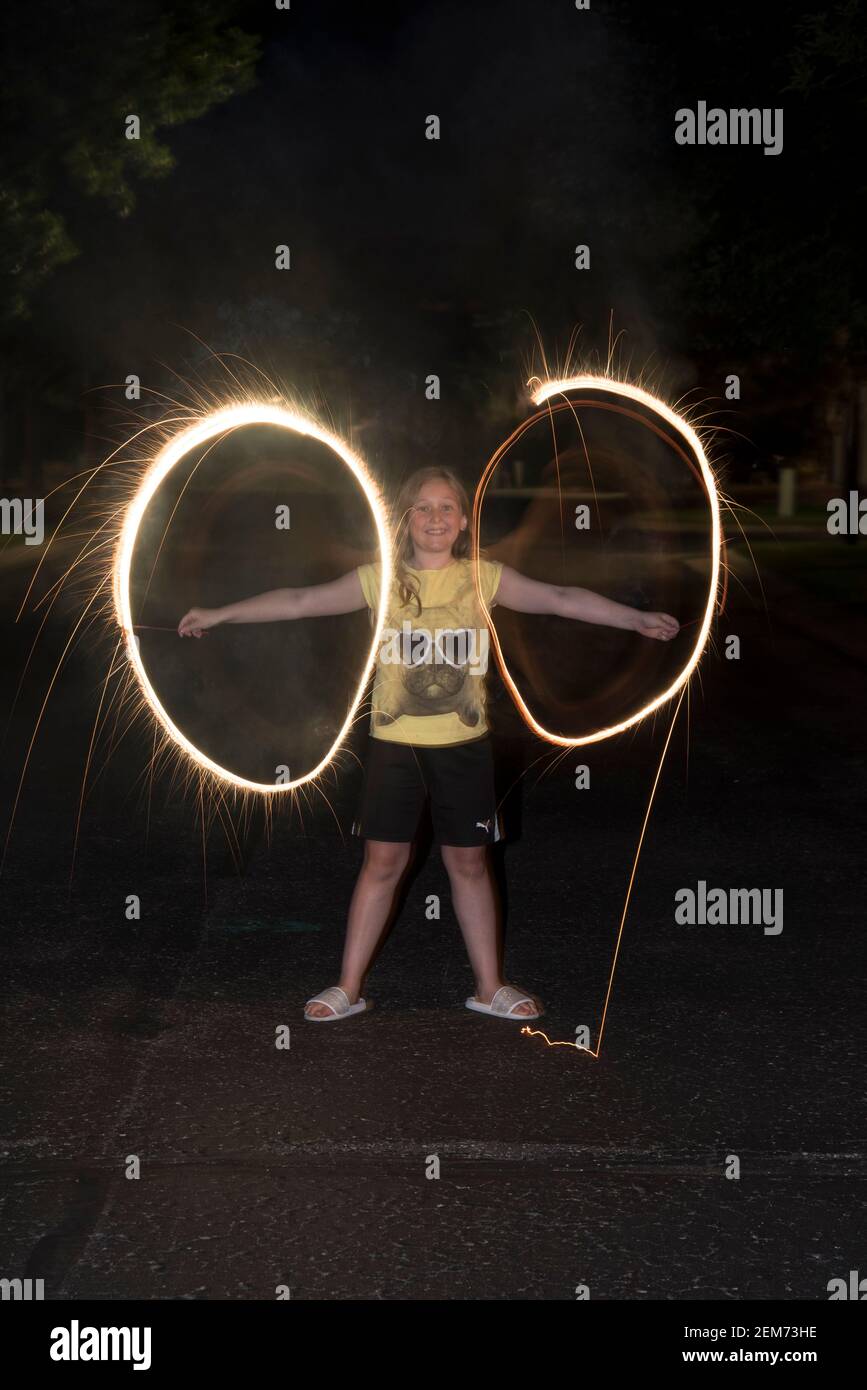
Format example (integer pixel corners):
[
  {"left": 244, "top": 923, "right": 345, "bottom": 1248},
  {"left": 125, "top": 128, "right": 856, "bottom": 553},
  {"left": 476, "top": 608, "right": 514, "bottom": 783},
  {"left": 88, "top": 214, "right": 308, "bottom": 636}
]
[
  {"left": 305, "top": 839, "right": 412, "bottom": 1017},
  {"left": 440, "top": 844, "right": 536, "bottom": 1016}
]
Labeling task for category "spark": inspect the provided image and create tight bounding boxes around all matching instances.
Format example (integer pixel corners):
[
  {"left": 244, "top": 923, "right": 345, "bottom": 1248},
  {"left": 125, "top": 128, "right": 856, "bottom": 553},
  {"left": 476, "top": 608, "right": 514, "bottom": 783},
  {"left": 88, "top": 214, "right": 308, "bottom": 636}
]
[
  {"left": 474, "top": 373, "right": 720, "bottom": 1059},
  {"left": 520, "top": 1027, "right": 592, "bottom": 1053},
  {"left": 471, "top": 374, "right": 722, "bottom": 747},
  {"left": 592, "top": 685, "right": 686, "bottom": 1057},
  {"left": 113, "top": 403, "right": 392, "bottom": 794},
  {"left": 520, "top": 677, "right": 687, "bottom": 1061},
  {"left": 4, "top": 373, "right": 392, "bottom": 873}
]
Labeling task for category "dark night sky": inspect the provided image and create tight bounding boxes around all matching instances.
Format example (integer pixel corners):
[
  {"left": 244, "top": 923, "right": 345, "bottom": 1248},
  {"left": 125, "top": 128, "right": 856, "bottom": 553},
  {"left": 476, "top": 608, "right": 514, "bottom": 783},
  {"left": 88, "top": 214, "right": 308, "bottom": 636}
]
[
  {"left": 42, "top": 3, "right": 806, "bottom": 344},
  {"left": 4, "top": 0, "right": 863, "bottom": 477}
]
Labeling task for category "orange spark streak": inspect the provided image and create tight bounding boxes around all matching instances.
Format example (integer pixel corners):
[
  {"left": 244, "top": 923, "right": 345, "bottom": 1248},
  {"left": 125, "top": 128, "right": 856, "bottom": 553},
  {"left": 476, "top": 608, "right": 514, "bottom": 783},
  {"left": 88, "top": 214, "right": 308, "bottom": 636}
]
[
  {"left": 472, "top": 375, "right": 718, "bottom": 1059},
  {"left": 471, "top": 375, "right": 721, "bottom": 747},
  {"left": 520, "top": 686, "right": 686, "bottom": 1060},
  {"left": 520, "top": 1027, "right": 592, "bottom": 1053}
]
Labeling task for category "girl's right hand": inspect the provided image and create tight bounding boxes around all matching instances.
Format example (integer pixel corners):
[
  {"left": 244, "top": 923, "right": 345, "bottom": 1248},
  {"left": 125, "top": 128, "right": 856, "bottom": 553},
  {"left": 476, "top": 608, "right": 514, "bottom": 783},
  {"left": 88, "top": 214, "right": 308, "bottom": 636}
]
[{"left": 178, "top": 607, "right": 221, "bottom": 638}]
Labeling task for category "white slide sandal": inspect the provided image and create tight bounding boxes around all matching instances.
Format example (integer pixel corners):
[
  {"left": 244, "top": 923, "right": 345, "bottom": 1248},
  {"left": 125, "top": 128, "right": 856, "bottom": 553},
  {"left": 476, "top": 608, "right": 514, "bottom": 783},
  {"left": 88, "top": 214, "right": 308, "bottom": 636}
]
[
  {"left": 304, "top": 986, "right": 369, "bottom": 1022},
  {"left": 465, "top": 985, "right": 542, "bottom": 1020}
]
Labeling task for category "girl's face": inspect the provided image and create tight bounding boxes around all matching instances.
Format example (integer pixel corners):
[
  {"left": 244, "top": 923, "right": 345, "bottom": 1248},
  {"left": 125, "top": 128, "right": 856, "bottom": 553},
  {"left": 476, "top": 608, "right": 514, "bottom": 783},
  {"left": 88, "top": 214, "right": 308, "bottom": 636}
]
[{"left": 408, "top": 481, "right": 467, "bottom": 559}]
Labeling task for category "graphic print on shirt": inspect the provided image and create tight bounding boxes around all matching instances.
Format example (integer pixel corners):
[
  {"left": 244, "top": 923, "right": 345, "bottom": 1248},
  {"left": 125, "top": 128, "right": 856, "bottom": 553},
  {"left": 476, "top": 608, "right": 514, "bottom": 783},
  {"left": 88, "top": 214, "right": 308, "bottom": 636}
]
[{"left": 374, "top": 566, "right": 489, "bottom": 730}]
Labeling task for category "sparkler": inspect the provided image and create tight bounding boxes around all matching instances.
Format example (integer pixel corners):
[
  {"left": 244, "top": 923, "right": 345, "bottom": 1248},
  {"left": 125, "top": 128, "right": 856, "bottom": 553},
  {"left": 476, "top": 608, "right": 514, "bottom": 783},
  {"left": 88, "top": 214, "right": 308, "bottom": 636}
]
[
  {"left": 479, "top": 375, "right": 722, "bottom": 1058},
  {"left": 472, "top": 374, "right": 722, "bottom": 746},
  {"left": 104, "top": 375, "right": 719, "bottom": 803},
  {"left": 113, "top": 403, "right": 392, "bottom": 794},
  {"left": 9, "top": 365, "right": 723, "bottom": 1060}
]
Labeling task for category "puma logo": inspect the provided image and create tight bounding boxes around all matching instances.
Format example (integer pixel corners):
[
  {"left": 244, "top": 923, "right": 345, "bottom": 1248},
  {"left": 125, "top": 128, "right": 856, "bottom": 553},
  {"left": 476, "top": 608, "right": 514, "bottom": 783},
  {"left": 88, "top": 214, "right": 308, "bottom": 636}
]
[{"left": 476, "top": 819, "right": 491, "bottom": 832}]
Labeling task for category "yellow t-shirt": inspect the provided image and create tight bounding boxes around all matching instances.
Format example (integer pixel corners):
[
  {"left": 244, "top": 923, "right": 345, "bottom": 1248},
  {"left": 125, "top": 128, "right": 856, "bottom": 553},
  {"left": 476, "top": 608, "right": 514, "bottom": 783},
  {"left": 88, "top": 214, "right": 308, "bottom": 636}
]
[{"left": 357, "top": 556, "right": 503, "bottom": 746}]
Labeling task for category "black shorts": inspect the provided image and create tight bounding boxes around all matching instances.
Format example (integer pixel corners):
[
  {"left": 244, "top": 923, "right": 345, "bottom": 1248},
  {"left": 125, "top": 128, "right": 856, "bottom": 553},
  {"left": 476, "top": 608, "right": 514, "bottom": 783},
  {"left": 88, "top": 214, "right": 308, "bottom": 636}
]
[{"left": 352, "top": 734, "right": 503, "bottom": 847}]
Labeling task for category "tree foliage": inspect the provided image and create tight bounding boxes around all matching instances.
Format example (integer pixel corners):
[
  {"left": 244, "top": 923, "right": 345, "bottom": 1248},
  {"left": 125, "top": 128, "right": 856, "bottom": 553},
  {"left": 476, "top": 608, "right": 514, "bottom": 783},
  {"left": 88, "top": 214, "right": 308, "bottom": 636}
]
[{"left": 0, "top": 0, "right": 259, "bottom": 322}]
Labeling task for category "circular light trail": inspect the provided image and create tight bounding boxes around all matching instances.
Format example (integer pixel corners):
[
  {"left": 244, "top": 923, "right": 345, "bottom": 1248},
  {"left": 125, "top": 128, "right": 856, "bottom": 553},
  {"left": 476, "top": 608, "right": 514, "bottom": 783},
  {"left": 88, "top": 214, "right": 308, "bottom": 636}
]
[
  {"left": 472, "top": 375, "right": 722, "bottom": 747},
  {"left": 113, "top": 403, "right": 392, "bottom": 793}
]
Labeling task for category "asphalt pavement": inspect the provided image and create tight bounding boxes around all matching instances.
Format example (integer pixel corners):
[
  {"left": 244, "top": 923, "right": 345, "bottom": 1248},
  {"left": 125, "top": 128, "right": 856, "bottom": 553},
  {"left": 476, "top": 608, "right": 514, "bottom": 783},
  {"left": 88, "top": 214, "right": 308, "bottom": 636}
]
[{"left": 1, "top": 545, "right": 865, "bottom": 1299}]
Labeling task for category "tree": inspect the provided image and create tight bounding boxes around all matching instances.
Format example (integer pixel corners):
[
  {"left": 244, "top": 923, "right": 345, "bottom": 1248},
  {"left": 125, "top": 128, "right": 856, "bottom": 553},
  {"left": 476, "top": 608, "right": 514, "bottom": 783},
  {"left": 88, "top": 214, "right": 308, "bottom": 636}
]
[{"left": 0, "top": 0, "right": 259, "bottom": 323}]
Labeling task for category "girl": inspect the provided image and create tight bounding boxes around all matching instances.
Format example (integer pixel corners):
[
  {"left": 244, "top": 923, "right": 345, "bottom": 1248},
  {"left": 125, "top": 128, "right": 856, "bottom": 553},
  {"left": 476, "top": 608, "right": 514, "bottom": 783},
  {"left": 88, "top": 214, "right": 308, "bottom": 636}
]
[{"left": 178, "top": 467, "right": 679, "bottom": 1022}]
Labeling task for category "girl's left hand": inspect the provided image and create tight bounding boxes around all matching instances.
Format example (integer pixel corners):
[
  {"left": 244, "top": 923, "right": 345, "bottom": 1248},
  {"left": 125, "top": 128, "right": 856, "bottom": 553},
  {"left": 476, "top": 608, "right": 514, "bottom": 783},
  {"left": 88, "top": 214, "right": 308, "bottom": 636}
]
[{"left": 634, "top": 610, "right": 680, "bottom": 641}]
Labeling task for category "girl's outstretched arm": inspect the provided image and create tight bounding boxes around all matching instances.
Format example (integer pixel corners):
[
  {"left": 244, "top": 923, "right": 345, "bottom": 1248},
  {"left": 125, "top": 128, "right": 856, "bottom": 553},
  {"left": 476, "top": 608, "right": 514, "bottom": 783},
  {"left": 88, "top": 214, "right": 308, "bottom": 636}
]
[
  {"left": 178, "top": 569, "right": 367, "bottom": 638},
  {"left": 495, "top": 565, "right": 680, "bottom": 641}
]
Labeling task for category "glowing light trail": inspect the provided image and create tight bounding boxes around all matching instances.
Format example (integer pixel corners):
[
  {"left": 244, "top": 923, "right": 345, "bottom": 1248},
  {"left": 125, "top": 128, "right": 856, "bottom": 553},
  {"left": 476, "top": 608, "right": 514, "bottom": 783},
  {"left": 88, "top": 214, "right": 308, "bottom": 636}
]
[
  {"left": 520, "top": 686, "right": 687, "bottom": 1059},
  {"left": 473, "top": 376, "right": 720, "bottom": 1058},
  {"left": 113, "top": 403, "right": 392, "bottom": 794},
  {"left": 472, "top": 374, "right": 722, "bottom": 747},
  {"left": 14, "top": 370, "right": 719, "bottom": 1052},
  {"left": 520, "top": 1028, "right": 591, "bottom": 1052}
]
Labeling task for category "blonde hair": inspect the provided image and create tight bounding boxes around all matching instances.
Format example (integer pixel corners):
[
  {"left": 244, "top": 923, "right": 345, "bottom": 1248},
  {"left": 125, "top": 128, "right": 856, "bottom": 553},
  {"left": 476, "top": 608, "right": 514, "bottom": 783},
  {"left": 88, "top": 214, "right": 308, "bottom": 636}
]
[{"left": 391, "top": 466, "right": 471, "bottom": 616}]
